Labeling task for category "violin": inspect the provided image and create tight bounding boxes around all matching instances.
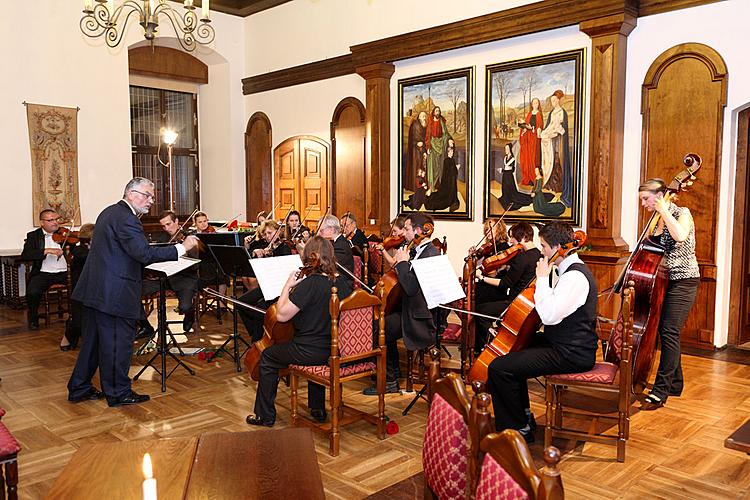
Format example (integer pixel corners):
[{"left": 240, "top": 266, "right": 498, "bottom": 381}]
[
  {"left": 407, "top": 222, "right": 435, "bottom": 250},
  {"left": 480, "top": 243, "right": 525, "bottom": 274},
  {"left": 202, "top": 225, "right": 217, "bottom": 233},
  {"left": 469, "top": 230, "right": 587, "bottom": 383},
  {"left": 382, "top": 235, "right": 406, "bottom": 251},
  {"left": 52, "top": 228, "right": 80, "bottom": 246}
]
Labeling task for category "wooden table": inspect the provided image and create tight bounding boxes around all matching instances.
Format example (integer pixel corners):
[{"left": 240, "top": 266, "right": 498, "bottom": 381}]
[
  {"left": 0, "top": 249, "right": 25, "bottom": 309},
  {"left": 46, "top": 428, "right": 325, "bottom": 499},
  {"left": 725, "top": 418, "right": 750, "bottom": 454}
]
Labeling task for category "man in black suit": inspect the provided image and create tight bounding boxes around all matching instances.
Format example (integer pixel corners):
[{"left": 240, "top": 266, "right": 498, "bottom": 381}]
[
  {"left": 141, "top": 210, "right": 199, "bottom": 333},
  {"left": 340, "top": 211, "right": 368, "bottom": 255},
  {"left": 315, "top": 214, "right": 355, "bottom": 282},
  {"left": 21, "top": 209, "right": 69, "bottom": 329},
  {"left": 67, "top": 177, "right": 200, "bottom": 407},
  {"left": 364, "top": 212, "right": 440, "bottom": 395}
]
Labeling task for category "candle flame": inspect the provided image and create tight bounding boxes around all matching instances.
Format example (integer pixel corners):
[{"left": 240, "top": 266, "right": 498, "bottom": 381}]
[{"left": 142, "top": 453, "right": 153, "bottom": 479}]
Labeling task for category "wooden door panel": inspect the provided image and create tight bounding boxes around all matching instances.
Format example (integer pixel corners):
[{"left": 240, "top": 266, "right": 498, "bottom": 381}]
[
  {"left": 331, "top": 99, "right": 367, "bottom": 226},
  {"left": 274, "top": 140, "right": 298, "bottom": 213},
  {"left": 245, "top": 112, "right": 272, "bottom": 222},
  {"left": 640, "top": 43, "right": 727, "bottom": 348},
  {"left": 274, "top": 136, "right": 328, "bottom": 228}
]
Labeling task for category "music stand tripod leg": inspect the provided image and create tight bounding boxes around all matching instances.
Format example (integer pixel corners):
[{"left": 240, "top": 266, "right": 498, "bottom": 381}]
[{"left": 402, "top": 332, "right": 443, "bottom": 416}]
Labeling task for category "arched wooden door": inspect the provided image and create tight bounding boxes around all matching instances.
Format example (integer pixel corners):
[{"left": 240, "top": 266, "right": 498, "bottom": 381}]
[
  {"left": 331, "top": 97, "right": 366, "bottom": 227},
  {"left": 274, "top": 136, "right": 329, "bottom": 228},
  {"left": 245, "top": 112, "right": 273, "bottom": 221},
  {"left": 640, "top": 43, "right": 727, "bottom": 349}
]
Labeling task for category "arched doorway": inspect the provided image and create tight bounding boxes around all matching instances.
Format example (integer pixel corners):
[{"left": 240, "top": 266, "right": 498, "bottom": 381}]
[
  {"left": 274, "top": 136, "right": 329, "bottom": 228},
  {"left": 331, "top": 97, "right": 366, "bottom": 226},
  {"left": 245, "top": 112, "right": 273, "bottom": 221}
]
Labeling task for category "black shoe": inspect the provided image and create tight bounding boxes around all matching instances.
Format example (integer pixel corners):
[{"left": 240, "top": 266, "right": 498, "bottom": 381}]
[
  {"left": 183, "top": 311, "right": 195, "bottom": 333},
  {"left": 29, "top": 321, "right": 39, "bottom": 330},
  {"left": 363, "top": 380, "right": 400, "bottom": 396},
  {"left": 528, "top": 413, "right": 537, "bottom": 433},
  {"left": 135, "top": 323, "right": 155, "bottom": 340},
  {"left": 60, "top": 344, "right": 73, "bottom": 352},
  {"left": 640, "top": 393, "right": 665, "bottom": 411},
  {"left": 68, "top": 388, "right": 105, "bottom": 403},
  {"left": 310, "top": 408, "right": 327, "bottom": 423},
  {"left": 245, "top": 414, "right": 274, "bottom": 427},
  {"left": 108, "top": 391, "right": 150, "bottom": 408},
  {"left": 520, "top": 429, "right": 535, "bottom": 445}
]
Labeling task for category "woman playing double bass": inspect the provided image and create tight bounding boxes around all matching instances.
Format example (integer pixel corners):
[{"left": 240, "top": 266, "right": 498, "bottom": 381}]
[
  {"left": 245, "top": 236, "right": 352, "bottom": 427},
  {"left": 486, "top": 222, "right": 598, "bottom": 443},
  {"left": 638, "top": 178, "right": 700, "bottom": 410}
]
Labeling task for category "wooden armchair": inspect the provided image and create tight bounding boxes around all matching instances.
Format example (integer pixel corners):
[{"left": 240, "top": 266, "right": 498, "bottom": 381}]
[
  {"left": 0, "top": 420, "right": 20, "bottom": 500},
  {"left": 544, "top": 283, "right": 635, "bottom": 462},
  {"left": 289, "top": 287, "right": 386, "bottom": 456},
  {"left": 475, "top": 430, "right": 564, "bottom": 500}
]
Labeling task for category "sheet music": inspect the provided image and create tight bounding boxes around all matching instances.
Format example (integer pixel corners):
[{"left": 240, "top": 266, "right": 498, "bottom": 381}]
[
  {"left": 410, "top": 255, "right": 466, "bottom": 310},
  {"left": 145, "top": 256, "right": 200, "bottom": 277},
  {"left": 250, "top": 254, "right": 304, "bottom": 301}
]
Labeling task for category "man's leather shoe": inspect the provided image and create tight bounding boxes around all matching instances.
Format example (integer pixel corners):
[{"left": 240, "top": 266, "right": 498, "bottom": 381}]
[
  {"left": 182, "top": 311, "right": 194, "bottom": 333},
  {"left": 363, "top": 380, "right": 400, "bottom": 396},
  {"left": 310, "top": 408, "right": 327, "bottom": 423},
  {"left": 135, "top": 323, "right": 155, "bottom": 340},
  {"left": 245, "top": 414, "right": 274, "bottom": 427},
  {"left": 108, "top": 391, "right": 150, "bottom": 408},
  {"left": 68, "top": 389, "right": 105, "bottom": 403}
]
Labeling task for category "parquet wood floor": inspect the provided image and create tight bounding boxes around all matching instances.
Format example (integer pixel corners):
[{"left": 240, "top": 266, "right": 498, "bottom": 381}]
[{"left": 1, "top": 302, "right": 749, "bottom": 499}]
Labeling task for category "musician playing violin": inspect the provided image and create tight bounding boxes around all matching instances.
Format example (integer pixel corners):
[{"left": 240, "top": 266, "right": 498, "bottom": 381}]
[
  {"left": 473, "top": 222, "right": 541, "bottom": 355},
  {"left": 470, "top": 218, "right": 511, "bottom": 305},
  {"left": 376, "top": 215, "right": 407, "bottom": 271},
  {"left": 363, "top": 213, "right": 443, "bottom": 396},
  {"left": 21, "top": 209, "right": 70, "bottom": 330},
  {"left": 638, "top": 178, "right": 700, "bottom": 411},
  {"left": 238, "top": 219, "right": 293, "bottom": 342},
  {"left": 140, "top": 210, "right": 199, "bottom": 333},
  {"left": 486, "top": 222, "right": 598, "bottom": 443},
  {"left": 340, "top": 211, "right": 368, "bottom": 253},
  {"left": 245, "top": 235, "right": 353, "bottom": 427},
  {"left": 284, "top": 210, "right": 311, "bottom": 244}
]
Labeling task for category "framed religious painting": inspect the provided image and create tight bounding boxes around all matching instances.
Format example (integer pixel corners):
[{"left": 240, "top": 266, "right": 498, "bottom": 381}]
[
  {"left": 398, "top": 67, "right": 474, "bottom": 220},
  {"left": 483, "top": 49, "right": 585, "bottom": 225}
]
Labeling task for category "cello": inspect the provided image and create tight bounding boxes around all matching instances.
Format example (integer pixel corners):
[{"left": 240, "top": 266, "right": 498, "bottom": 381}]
[
  {"left": 468, "top": 230, "right": 587, "bottom": 383},
  {"left": 610, "top": 153, "right": 701, "bottom": 393}
]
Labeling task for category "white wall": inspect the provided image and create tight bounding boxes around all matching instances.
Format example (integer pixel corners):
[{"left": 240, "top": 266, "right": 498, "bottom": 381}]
[
  {"left": 244, "top": 0, "right": 749, "bottom": 347},
  {"left": 0, "top": 0, "right": 246, "bottom": 250}
]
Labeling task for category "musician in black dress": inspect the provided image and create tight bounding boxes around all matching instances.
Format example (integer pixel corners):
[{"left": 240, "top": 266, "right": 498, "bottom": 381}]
[
  {"left": 486, "top": 222, "right": 598, "bottom": 443},
  {"left": 473, "top": 222, "right": 541, "bottom": 355},
  {"left": 638, "top": 178, "right": 700, "bottom": 410},
  {"left": 469, "top": 218, "right": 510, "bottom": 306},
  {"left": 245, "top": 236, "right": 352, "bottom": 426}
]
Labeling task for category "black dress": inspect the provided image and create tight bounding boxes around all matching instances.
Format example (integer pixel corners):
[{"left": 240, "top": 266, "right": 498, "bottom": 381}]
[
  {"left": 498, "top": 157, "right": 532, "bottom": 210},
  {"left": 425, "top": 155, "right": 459, "bottom": 211}
]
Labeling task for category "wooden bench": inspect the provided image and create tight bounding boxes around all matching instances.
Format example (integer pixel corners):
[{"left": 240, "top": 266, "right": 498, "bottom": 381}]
[{"left": 725, "top": 418, "right": 750, "bottom": 454}]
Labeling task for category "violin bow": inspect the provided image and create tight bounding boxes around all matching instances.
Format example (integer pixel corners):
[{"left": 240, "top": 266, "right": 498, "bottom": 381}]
[
  {"left": 269, "top": 200, "right": 282, "bottom": 221},
  {"left": 291, "top": 205, "right": 314, "bottom": 241},
  {"left": 336, "top": 262, "right": 373, "bottom": 293},
  {"left": 57, "top": 206, "right": 80, "bottom": 260},
  {"left": 168, "top": 208, "right": 200, "bottom": 243},
  {"left": 217, "top": 212, "right": 243, "bottom": 230},
  {"left": 265, "top": 205, "right": 293, "bottom": 253}
]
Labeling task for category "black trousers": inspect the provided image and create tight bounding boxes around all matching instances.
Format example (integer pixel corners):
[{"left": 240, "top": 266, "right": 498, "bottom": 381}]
[
  {"left": 486, "top": 336, "right": 594, "bottom": 432},
  {"left": 651, "top": 277, "right": 700, "bottom": 401},
  {"left": 26, "top": 271, "right": 68, "bottom": 322},
  {"left": 142, "top": 276, "right": 197, "bottom": 314},
  {"left": 474, "top": 280, "right": 508, "bottom": 305},
  {"left": 474, "top": 299, "right": 510, "bottom": 355},
  {"left": 237, "top": 288, "right": 273, "bottom": 342},
  {"left": 64, "top": 299, "right": 84, "bottom": 346},
  {"left": 382, "top": 312, "right": 402, "bottom": 382},
  {"left": 68, "top": 306, "right": 137, "bottom": 400},
  {"left": 253, "top": 342, "right": 328, "bottom": 422}
]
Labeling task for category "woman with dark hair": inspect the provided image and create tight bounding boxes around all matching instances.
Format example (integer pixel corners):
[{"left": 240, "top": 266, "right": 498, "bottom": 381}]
[
  {"left": 638, "top": 178, "right": 700, "bottom": 410},
  {"left": 498, "top": 143, "right": 533, "bottom": 210},
  {"left": 246, "top": 235, "right": 353, "bottom": 426}
]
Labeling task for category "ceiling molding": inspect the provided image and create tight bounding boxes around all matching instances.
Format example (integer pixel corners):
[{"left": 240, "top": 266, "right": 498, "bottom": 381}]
[{"left": 173, "top": 0, "right": 292, "bottom": 17}]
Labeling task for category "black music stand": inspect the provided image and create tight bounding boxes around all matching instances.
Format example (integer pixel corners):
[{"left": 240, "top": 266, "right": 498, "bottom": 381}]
[
  {"left": 134, "top": 264, "right": 198, "bottom": 392},
  {"left": 208, "top": 245, "right": 254, "bottom": 372},
  {"left": 402, "top": 322, "right": 447, "bottom": 416}
]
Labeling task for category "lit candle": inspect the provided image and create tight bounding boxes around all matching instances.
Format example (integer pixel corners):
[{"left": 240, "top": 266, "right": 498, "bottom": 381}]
[
  {"left": 150, "top": 0, "right": 156, "bottom": 15},
  {"left": 201, "top": 0, "right": 209, "bottom": 19},
  {"left": 83, "top": 0, "right": 94, "bottom": 11},
  {"left": 142, "top": 453, "right": 157, "bottom": 500},
  {"left": 184, "top": 0, "right": 194, "bottom": 7}
]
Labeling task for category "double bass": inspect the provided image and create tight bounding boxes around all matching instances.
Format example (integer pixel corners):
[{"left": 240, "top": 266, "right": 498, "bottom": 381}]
[
  {"left": 468, "top": 230, "right": 587, "bottom": 383},
  {"left": 610, "top": 153, "right": 701, "bottom": 393}
]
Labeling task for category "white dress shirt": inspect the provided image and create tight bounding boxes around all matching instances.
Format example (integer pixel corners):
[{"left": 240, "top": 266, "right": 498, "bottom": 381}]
[
  {"left": 40, "top": 232, "right": 68, "bottom": 273},
  {"left": 533, "top": 253, "right": 589, "bottom": 326}
]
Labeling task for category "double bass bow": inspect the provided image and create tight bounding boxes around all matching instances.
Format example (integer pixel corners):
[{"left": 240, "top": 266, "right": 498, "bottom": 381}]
[
  {"left": 609, "top": 153, "right": 701, "bottom": 394},
  {"left": 468, "top": 230, "right": 588, "bottom": 383}
]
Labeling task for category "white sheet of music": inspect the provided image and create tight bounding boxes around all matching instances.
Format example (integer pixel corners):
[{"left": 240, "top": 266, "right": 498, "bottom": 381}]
[
  {"left": 251, "top": 254, "right": 304, "bottom": 301},
  {"left": 145, "top": 256, "right": 200, "bottom": 276},
  {"left": 410, "top": 255, "right": 466, "bottom": 310}
]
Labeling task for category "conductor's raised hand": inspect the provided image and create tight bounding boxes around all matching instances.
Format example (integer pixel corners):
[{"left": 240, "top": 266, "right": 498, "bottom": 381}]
[{"left": 182, "top": 235, "right": 200, "bottom": 252}]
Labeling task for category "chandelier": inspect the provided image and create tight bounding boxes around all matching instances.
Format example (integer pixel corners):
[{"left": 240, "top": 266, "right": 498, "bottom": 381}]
[{"left": 80, "top": 0, "right": 215, "bottom": 52}]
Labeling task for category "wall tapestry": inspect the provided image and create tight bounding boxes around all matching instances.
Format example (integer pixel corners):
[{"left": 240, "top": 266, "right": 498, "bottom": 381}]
[
  {"left": 398, "top": 67, "right": 474, "bottom": 220},
  {"left": 484, "top": 49, "right": 585, "bottom": 225},
  {"left": 25, "top": 102, "right": 81, "bottom": 225}
]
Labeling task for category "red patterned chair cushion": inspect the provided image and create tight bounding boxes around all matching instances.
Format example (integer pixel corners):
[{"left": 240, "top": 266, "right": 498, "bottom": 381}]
[
  {"left": 422, "top": 394, "right": 469, "bottom": 500},
  {"left": 475, "top": 453, "right": 529, "bottom": 500},
  {"left": 548, "top": 362, "right": 618, "bottom": 384},
  {"left": 441, "top": 323, "right": 462, "bottom": 342},
  {"left": 368, "top": 242, "right": 382, "bottom": 273},
  {"left": 606, "top": 316, "right": 624, "bottom": 362},
  {"left": 339, "top": 307, "right": 374, "bottom": 358},
  {"left": 0, "top": 422, "right": 21, "bottom": 457},
  {"left": 352, "top": 256, "right": 363, "bottom": 288},
  {"left": 290, "top": 361, "right": 376, "bottom": 378}
]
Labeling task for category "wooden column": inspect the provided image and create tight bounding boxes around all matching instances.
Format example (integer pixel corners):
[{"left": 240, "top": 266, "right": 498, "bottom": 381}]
[
  {"left": 356, "top": 63, "right": 395, "bottom": 235},
  {"left": 579, "top": 13, "right": 636, "bottom": 318}
]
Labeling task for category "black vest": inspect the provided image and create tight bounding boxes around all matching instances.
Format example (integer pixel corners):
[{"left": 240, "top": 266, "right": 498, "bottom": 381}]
[{"left": 543, "top": 262, "right": 598, "bottom": 363}]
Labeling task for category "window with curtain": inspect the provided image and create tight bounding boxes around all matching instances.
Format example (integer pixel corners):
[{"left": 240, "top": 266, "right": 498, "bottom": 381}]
[{"left": 129, "top": 85, "right": 199, "bottom": 221}]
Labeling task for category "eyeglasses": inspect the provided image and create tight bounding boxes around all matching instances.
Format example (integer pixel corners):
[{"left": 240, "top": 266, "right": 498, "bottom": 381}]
[
  {"left": 41, "top": 217, "right": 61, "bottom": 222},
  {"left": 131, "top": 189, "right": 156, "bottom": 201}
]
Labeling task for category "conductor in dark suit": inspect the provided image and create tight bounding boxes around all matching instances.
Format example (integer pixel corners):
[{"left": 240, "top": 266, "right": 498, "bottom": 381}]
[
  {"left": 67, "top": 177, "right": 200, "bottom": 407},
  {"left": 363, "top": 212, "right": 441, "bottom": 395}
]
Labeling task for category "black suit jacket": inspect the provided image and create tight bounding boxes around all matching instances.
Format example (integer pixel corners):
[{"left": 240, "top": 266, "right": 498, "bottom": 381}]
[
  {"left": 332, "top": 234, "right": 355, "bottom": 279},
  {"left": 394, "top": 243, "right": 441, "bottom": 350},
  {"left": 350, "top": 228, "right": 368, "bottom": 252},
  {"left": 21, "top": 227, "right": 62, "bottom": 278},
  {"left": 71, "top": 200, "right": 178, "bottom": 319}
]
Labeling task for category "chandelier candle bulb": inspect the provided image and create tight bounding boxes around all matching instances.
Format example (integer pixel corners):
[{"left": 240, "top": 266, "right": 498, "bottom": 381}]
[
  {"left": 202, "top": 0, "right": 209, "bottom": 20},
  {"left": 142, "top": 453, "right": 157, "bottom": 500},
  {"left": 83, "top": 0, "right": 94, "bottom": 12}
]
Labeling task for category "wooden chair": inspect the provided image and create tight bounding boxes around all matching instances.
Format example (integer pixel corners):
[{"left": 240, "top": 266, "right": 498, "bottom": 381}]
[
  {"left": 352, "top": 255, "right": 363, "bottom": 289},
  {"left": 40, "top": 282, "right": 69, "bottom": 328},
  {"left": 289, "top": 287, "right": 386, "bottom": 456},
  {"left": 544, "top": 283, "right": 636, "bottom": 462},
  {"left": 475, "top": 430, "right": 564, "bottom": 500},
  {"left": 0, "top": 421, "right": 20, "bottom": 500},
  {"left": 367, "top": 241, "right": 383, "bottom": 286}
]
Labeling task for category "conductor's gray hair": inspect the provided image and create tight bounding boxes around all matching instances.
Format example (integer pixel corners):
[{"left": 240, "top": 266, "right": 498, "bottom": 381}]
[{"left": 123, "top": 177, "right": 155, "bottom": 197}]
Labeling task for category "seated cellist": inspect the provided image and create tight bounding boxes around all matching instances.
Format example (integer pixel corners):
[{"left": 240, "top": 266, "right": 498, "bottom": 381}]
[
  {"left": 245, "top": 236, "right": 352, "bottom": 427},
  {"left": 486, "top": 222, "right": 598, "bottom": 443}
]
